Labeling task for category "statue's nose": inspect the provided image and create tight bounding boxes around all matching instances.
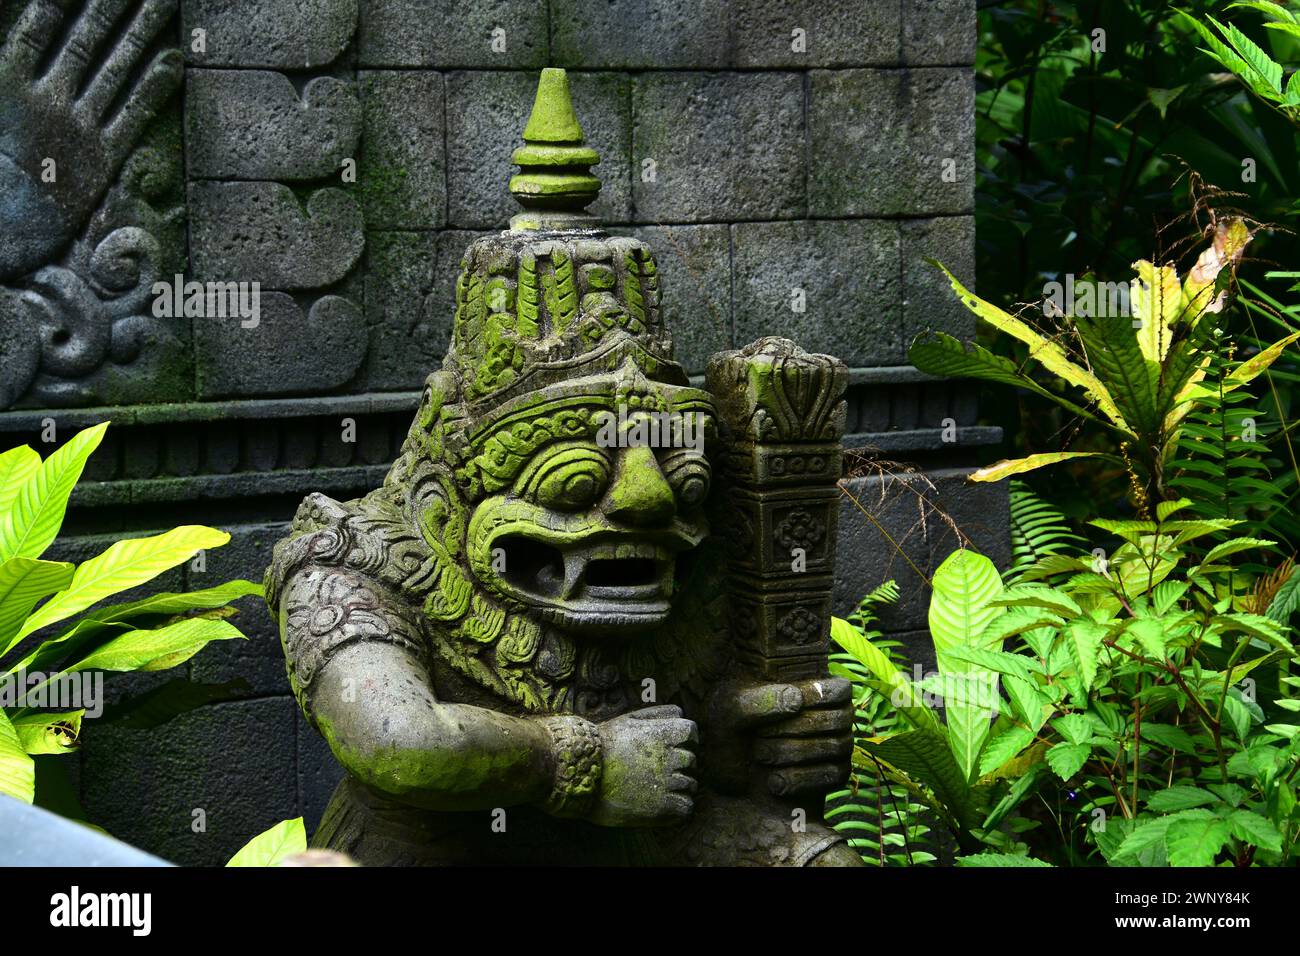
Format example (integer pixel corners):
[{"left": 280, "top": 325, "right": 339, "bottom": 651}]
[{"left": 604, "top": 445, "right": 676, "bottom": 526}]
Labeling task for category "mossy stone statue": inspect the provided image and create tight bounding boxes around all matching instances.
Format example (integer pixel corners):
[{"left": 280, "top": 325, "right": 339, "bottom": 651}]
[{"left": 266, "top": 68, "right": 859, "bottom": 866}]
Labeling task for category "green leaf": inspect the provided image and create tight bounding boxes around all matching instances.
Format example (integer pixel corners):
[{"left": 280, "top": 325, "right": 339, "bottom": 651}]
[
  {"left": 1127, "top": 619, "right": 1167, "bottom": 660},
  {"left": 0, "top": 446, "right": 40, "bottom": 519},
  {"left": 1228, "top": 2, "right": 1297, "bottom": 24},
  {"left": 830, "top": 617, "right": 941, "bottom": 734},
  {"left": 1148, "top": 786, "right": 1218, "bottom": 812},
  {"left": 1045, "top": 742, "right": 1090, "bottom": 780},
  {"left": 1051, "top": 713, "right": 1093, "bottom": 746},
  {"left": 1066, "top": 619, "right": 1104, "bottom": 690},
  {"left": 955, "top": 852, "right": 1052, "bottom": 867},
  {"left": 863, "top": 729, "right": 980, "bottom": 830},
  {"left": 65, "top": 617, "right": 244, "bottom": 674},
  {"left": 0, "top": 423, "right": 108, "bottom": 563},
  {"left": 969, "top": 452, "right": 1119, "bottom": 483},
  {"left": 1219, "top": 18, "right": 1284, "bottom": 94},
  {"left": 1226, "top": 809, "right": 1282, "bottom": 851},
  {"left": 1266, "top": 564, "right": 1300, "bottom": 623},
  {"left": 85, "top": 579, "right": 264, "bottom": 625},
  {"left": 0, "top": 557, "right": 75, "bottom": 657},
  {"left": 1165, "top": 814, "right": 1232, "bottom": 866},
  {"left": 16, "top": 526, "right": 230, "bottom": 641},
  {"left": 977, "top": 725, "right": 1036, "bottom": 777},
  {"left": 0, "top": 708, "right": 35, "bottom": 802},
  {"left": 9, "top": 710, "right": 83, "bottom": 755},
  {"left": 226, "top": 817, "right": 307, "bottom": 867},
  {"left": 1074, "top": 313, "right": 1160, "bottom": 438}
]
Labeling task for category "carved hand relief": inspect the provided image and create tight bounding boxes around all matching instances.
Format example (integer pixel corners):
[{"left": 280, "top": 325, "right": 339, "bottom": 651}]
[{"left": 266, "top": 69, "right": 860, "bottom": 867}]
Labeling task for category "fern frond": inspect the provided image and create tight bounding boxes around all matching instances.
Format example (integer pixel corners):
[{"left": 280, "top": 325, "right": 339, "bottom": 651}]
[{"left": 1007, "top": 481, "right": 1086, "bottom": 584}]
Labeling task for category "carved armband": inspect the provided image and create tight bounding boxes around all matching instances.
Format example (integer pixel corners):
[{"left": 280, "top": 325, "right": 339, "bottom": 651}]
[{"left": 539, "top": 715, "right": 603, "bottom": 818}]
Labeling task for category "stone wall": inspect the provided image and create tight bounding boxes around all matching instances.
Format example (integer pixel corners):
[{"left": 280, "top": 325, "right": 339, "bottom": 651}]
[{"left": 0, "top": 0, "right": 995, "bottom": 864}]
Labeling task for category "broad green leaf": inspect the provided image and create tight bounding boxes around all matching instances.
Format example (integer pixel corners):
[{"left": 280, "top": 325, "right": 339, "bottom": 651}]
[
  {"left": 930, "top": 262, "right": 1128, "bottom": 430},
  {"left": 1045, "top": 741, "right": 1090, "bottom": 780},
  {"left": 1219, "top": 18, "right": 1284, "bottom": 94},
  {"left": 1229, "top": 1, "right": 1297, "bottom": 24},
  {"left": 86, "top": 580, "right": 263, "bottom": 624},
  {"left": 1226, "top": 810, "right": 1282, "bottom": 852},
  {"left": 929, "top": 549, "right": 1004, "bottom": 781},
  {"left": 1003, "top": 674, "right": 1052, "bottom": 734},
  {"left": 1266, "top": 564, "right": 1300, "bottom": 623},
  {"left": 0, "top": 557, "right": 74, "bottom": 656},
  {"left": 1165, "top": 814, "right": 1231, "bottom": 866},
  {"left": 17, "top": 526, "right": 230, "bottom": 641},
  {"left": 830, "top": 617, "right": 941, "bottom": 733},
  {"left": 0, "top": 446, "right": 40, "bottom": 519},
  {"left": 1126, "top": 619, "right": 1167, "bottom": 660},
  {"left": 65, "top": 617, "right": 243, "bottom": 674},
  {"left": 1115, "top": 814, "right": 1180, "bottom": 865},
  {"left": 1227, "top": 330, "right": 1300, "bottom": 387},
  {"left": 10, "top": 710, "right": 83, "bottom": 755},
  {"left": 0, "top": 708, "right": 35, "bottom": 803},
  {"left": 1131, "top": 260, "right": 1181, "bottom": 362},
  {"left": 1051, "top": 713, "right": 1093, "bottom": 746},
  {"left": 1066, "top": 619, "right": 1104, "bottom": 690},
  {"left": 226, "top": 817, "right": 307, "bottom": 867},
  {"left": 969, "top": 451, "right": 1117, "bottom": 483},
  {"left": 1075, "top": 312, "right": 1159, "bottom": 438},
  {"left": 1148, "top": 786, "right": 1218, "bottom": 812},
  {"left": 977, "top": 725, "right": 1036, "bottom": 777},
  {"left": 0, "top": 423, "right": 108, "bottom": 562}
]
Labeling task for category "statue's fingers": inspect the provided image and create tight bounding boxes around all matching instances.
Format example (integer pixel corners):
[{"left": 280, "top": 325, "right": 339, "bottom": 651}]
[
  {"left": 767, "top": 762, "right": 847, "bottom": 798},
  {"left": 789, "top": 676, "right": 852, "bottom": 708},
  {"left": 0, "top": 0, "right": 67, "bottom": 80},
  {"left": 757, "top": 707, "right": 852, "bottom": 738},
  {"left": 668, "top": 747, "right": 696, "bottom": 773},
  {"left": 102, "top": 47, "right": 181, "bottom": 164},
  {"left": 717, "top": 682, "right": 803, "bottom": 729},
  {"left": 666, "top": 771, "right": 697, "bottom": 795},
  {"left": 753, "top": 735, "right": 851, "bottom": 767},
  {"left": 46, "top": 0, "right": 130, "bottom": 94},
  {"left": 81, "top": 0, "right": 177, "bottom": 121}
]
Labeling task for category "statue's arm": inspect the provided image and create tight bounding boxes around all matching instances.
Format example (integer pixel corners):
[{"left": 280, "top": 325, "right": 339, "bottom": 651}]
[
  {"left": 278, "top": 565, "right": 581, "bottom": 814},
  {"left": 277, "top": 565, "right": 696, "bottom": 824}
]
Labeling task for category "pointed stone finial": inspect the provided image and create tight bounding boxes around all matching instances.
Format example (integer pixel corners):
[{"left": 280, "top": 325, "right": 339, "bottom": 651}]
[{"left": 509, "top": 68, "right": 601, "bottom": 231}]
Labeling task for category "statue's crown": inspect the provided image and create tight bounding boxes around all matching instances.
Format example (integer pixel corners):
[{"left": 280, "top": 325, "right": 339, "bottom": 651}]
[{"left": 442, "top": 69, "right": 686, "bottom": 408}]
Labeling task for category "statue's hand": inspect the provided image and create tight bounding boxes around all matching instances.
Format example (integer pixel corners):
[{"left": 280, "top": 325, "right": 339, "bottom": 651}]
[
  {"left": 587, "top": 705, "right": 697, "bottom": 828},
  {"left": 0, "top": 0, "right": 182, "bottom": 281},
  {"left": 706, "top": 677, "right": 854, "bottom": 799}
]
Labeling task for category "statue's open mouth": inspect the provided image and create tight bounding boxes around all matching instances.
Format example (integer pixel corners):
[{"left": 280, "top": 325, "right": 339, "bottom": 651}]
[{"left": 492, "top": 533, "right": 680, "bottom": 632}]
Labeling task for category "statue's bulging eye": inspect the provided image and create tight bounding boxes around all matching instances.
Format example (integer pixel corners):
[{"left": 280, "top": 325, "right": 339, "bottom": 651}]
[
  {"left": 523, "top": 449, "right": 611, "bottom": 511},
  {"left": 662, "top": 453, "right": 711, "bottom": 509}
]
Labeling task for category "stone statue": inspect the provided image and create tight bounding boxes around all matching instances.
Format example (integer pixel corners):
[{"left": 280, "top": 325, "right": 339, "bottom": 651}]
[{"left": 266, "top": 68, "right": 860, "bottom": 866}]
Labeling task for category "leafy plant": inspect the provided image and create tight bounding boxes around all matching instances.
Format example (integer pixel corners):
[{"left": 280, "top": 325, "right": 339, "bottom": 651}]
[
  {"left": 1179, "top": 2, "right": 1300, "bottom": 125},
  {"left": 0, "top": 423, "right": 260, "bottom": 806}
]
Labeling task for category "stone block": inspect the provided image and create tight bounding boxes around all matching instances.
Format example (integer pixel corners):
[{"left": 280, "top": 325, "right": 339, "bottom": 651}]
[
  {"left": 359, "top": 230, "right": 456, "bottom": 390},
  {"left": 834, "top": 468, "right": 1010, "bottom": 635},
  {"left": 186, "top": 71, "right": 361, "bottom": 181},
  {"left": 187, "top": 523, "right": 292, "bottom": 698},
  {"left": 901, "top": 215, "right": 975, "bottom": 353},
  {"left": 550, "top": 0, "right": 731, "bottom": 68},
  {"left": 733, "top": 0, "right": 901, "bottom": 68},
  {"left": 358, "top": 0, "right": 547, "bottom": 68},
  {"left": 182, "top": 0, "right": 359, "bottom": 68},
  {"left": 903, "top": 0, "right": 977, "bottom": 65},
  {"left": 809, "top": 68, "right": 974, "bottom": 217},
  {"left": 188, "top": 182, "right": 365, "bottom": 290},
  {"left": 633, "top": 72, "right": 805, "bottom": 223},
  {"left": 624, "top": 224, "right": 731, "bottom": 374},
  {"left": 358, "top": 71, "right": 446, "bottom": 229},
  {"left": 731, "top": 219, "right": 901, "bottom": 366},
  {"left": 194, "top": 292, "right": 367, "bottom": 398},
  {"left": 446, "top": 71, "right": 631, "bottom": 228},
  {"left": 80, "top": 697, "right": 300, "bottom": 865}
]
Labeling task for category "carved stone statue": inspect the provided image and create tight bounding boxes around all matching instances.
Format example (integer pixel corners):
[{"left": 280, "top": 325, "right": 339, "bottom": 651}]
[{"left": 266, "top": 68, "right": 860, "bottom": 866}]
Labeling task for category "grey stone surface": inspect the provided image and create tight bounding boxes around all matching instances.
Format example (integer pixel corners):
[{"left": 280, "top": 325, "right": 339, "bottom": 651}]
[
  {"left": 809, "top": 68, "right": 974, "bottom": 217},
  {"left": 194, "top": 293, "right": 367, "bottom": 399},
  {"left": 188, "top": 182, "right": 365, "bottom": 290},
  {"left": 360, "top": 230, "right": 456, "bottom": 390},
  {"left": 186, "top": 523, "right": 291, "bottom": 698},
  {"left": 633, "top": 73, "right": 805, "bottom": 223},
  {"left": 358, "top": 0, "right": 548, "bottom": 68},
  {"left": 622, "top": 224, "right": 732, "bottom": 374},
  {"left": 901, "top": 215, "right": 976, "bottom": 352},
  {"left": 834, "top": 468, "right": 1010, "bottom": 635},
  {"left": 447, "top": 71, "right": 631, "bottom": 228},
  {"left": 182, "top": 0, "right": 359, "bottom": 68},
  {"left": 80, "top": 697, "right": 300, "bottom": 866},
  {"left": 904, "top": 0, "right": 977, "bottom": 65},
  {"left": 732, "top": 219, "right": 901, "bottom": 366},
  {"left": 186, "top": 71, "right": 362, "bottom": 182},
  {"left": 551, "top": 0, "right": 731, "bottom": 69},
  {"left": 358, "top": 71, "right": 446, "bottom": 229},
  {"left": 734, "top": 0, "right": 901, "bottom": 68}
]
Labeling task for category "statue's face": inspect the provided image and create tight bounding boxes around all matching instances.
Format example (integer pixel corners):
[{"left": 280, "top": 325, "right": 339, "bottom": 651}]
[{"left": 465, "top": 404, "right": 713, "bottom": 635}]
